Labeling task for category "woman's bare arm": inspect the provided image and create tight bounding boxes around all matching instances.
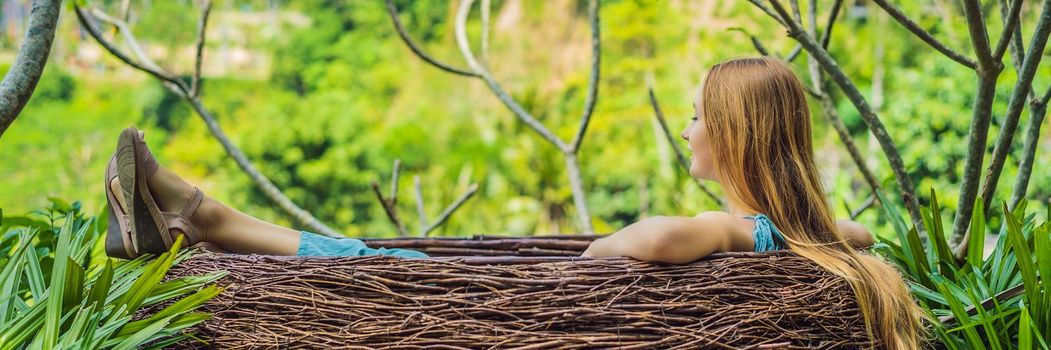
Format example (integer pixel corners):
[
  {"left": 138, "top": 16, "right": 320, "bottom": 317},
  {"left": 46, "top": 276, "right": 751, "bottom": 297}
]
[
  {"left": 837, "top": 219, "right": 875, "bottom": 248},
  {"left": 582, "top": 212, "right": 743, "bottom": 264}
]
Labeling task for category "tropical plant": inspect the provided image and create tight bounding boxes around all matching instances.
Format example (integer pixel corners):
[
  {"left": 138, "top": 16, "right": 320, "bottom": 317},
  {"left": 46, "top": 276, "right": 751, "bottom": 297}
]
[
  {"left": 0, "top": 200, "right": 224, "bottom": 349},
  {"left": 875, "top": 190, "right": 1050, "bottom": 349}
]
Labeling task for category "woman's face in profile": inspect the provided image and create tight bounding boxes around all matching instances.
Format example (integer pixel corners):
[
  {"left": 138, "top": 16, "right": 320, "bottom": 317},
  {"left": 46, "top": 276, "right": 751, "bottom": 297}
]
[{"left": 681, "top": 92, "right": 717, "bottom": 181}]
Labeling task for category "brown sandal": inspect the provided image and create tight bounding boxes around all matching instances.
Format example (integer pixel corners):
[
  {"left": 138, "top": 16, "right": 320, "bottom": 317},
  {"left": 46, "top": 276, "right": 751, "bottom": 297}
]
[
  {"left": 104, "top": 155, "right": 136, "bottom": 259},
  {"left": 114, "top": 127, "right": 205, "bottom": 256}
]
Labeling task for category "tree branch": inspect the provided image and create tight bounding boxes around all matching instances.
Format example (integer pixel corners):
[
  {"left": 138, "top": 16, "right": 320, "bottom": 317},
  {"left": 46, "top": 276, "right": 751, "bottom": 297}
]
[
  {"left": 870, "top": 0, "right": 978, "bottom": 69},
  {"left": 384, "top": 0, "right": 479, "bottom": 77},
  {"left": 978, "top": 0, "right": 1051, "bottom": 218},
  {"left": 1008, "top": 97, "right": 1048, "bottom": 209},
  {"left": 949, "top": 0, "right": 1012, "bottom": 247},
  {"left": 77, "top": 3, "right": 344, "bottom": 238},
  {"left": 191, "top": 0, "right": 212, "bottom": 98},
  {"left": 422, "top": 183, "right": 480, "bottom": 236},
  {"left": 760, "top": 0, "right": 926, "bottom": 234},
  {"left": 850, "top": 195, "right": 877, "bottom": 220},
  {"left": 390, "top": 159, "right": 401, "bottom": 205},
  {"left": 414, "top": 175, "right": 429, "bottom": 234},
  {"left": 960, "top": 0, "right": 998, "bottom": 72},
  {"left": 453, "top": 0, "right": 567, "bottom": 150},
  {"left": 480, "top": 0, "right": 491, "bottom": 63},
  {"left": 570, "top": 0, "right": 601, "bottom": 154},
  {"left": 647, "top": 86, "right": 724, "bottom": 208},
  {"left": 805, "top": 0, "right": 883, "bottom": 209},
  {"left": 0, "top": 0, "right": 60, "bottom": 139},
  {"left": 992, "top": 0, "right": 1024, "bottom": 62},
  {"left": 371, "top": 180, "right": 408, "bottom": 236}
]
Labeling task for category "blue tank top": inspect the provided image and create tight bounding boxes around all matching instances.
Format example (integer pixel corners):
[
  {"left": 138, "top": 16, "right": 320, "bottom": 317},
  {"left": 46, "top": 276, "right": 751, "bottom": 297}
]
[{"left": 744, "top": 214, "right": 787, "bottom": 252}]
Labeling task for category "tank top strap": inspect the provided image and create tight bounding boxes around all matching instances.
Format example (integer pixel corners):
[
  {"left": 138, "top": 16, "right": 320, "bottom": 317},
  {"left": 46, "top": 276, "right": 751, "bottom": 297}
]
[{"left": 744, "top": 213, "right": 787, "bottom": 252}]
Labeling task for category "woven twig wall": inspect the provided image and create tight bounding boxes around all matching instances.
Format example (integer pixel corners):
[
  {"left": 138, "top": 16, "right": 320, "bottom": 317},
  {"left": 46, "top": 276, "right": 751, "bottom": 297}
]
[{"left": 163, "top": 236, "right": 872, "bottom": 349}]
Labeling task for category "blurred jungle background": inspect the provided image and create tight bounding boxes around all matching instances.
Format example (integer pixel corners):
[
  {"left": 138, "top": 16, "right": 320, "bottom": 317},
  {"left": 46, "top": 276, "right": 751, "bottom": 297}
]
[{"left": 1, "top": 0, "right": 1048, "bottom": 239}]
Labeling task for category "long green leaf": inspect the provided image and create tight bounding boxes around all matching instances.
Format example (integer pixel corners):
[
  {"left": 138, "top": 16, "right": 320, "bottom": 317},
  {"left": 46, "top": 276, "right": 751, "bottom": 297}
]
[
  {"left": 23, "top": 241, "right": 47, "bottom": 302},
  {"left": 1004, "top": 203, "right": 1041, "bottom": 315},
  {"left": 0, "top": 231, "right": 32, "bottom": 324},
  {"left": 110, "top": 315, "right": 177, "bottom": 350},
  {"left": 932, "top": 274, "right": 986, "bottom": 349},
  {"left": 117, "top": 285, "right": 220, "bottom": 337},
  {"left": 41, "top": 214, "right": 75, "bottom": 350},
  {"left": 967, "top": 199, "right": 986, "bottom": 267}
]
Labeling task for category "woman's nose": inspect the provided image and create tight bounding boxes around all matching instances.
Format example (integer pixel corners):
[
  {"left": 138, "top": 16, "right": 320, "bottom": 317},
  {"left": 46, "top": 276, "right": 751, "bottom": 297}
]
[{"left": 680, "top": 128, "right": 689, "bottom": 141}]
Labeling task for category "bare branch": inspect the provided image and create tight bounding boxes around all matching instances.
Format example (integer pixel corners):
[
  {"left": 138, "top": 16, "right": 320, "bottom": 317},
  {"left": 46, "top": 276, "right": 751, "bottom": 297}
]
[
  {"left": 761, "top": 0, "right": 925, "bottom": 233},
  {"left": 805, "top": 0, "right": 883, "bottom": 207},
  {"left": 784, "top": 45, "right": 803, "bottom": 62},
  {"left": 453, "top": 0, "right": 567, "bottom": 150},
  {"left": 949, "top": 0, "right": 1022, "bottom": 247},
  {"left": 481, "top": 0, "right": 491, "bottom": 63},
  {"left": 78, "top": 2, "right": 345, "bottom": 238},
  {"left": 76, "top": 5, "right": 185, "bottom": 93},
  {"left": 979, "top": 0, "right": 1051, "bottom": 217},
  {"left": 564, "top": 154, "right": 595, "bottom": 233},
  {"left": 992, "top": 0, "right": 1024, "bottom": 62},
  {"left": 390, "top": 159, "right": 401, "bottom": 205},
  {"left": 821, "top": 0, "right": 844, "bottom": 50},
  {"left": 414, "top": 175, "right": 429, "bottom": 235},
  {"left": 384, "top": 0, "right": 479, "bottom": 77},
  {"left": 191, "top": 0, "right": 212, "bottom": 98},
  {"left": 570, "top": 0, "right": 601, "bottom": 153},
  {"left": 1009, "top": 100, "right": 1048, "bottom": 209},
  {"left": 372, "top": 181, "right": 408, "bottom": 236},
  {"left": 422, "top": 183, "right": 480, "bottom": 236},
  {"left": 870, "top": 0, "right": 978, "bottom": 69},
  {"left": 729, "top": 28, "right": 775, "bottom": 56},
  {"left": 0, "top": 0, "right": 60, "bottom": 139},
  {"left": 850, "top": 195, "right": 877, "bottom": 220},
  {"left": 960, "top": 0, "right": 998, "bottom": 71},
  {"left": 648, "top": 86, "right": 724, "bottom": 208},
  {"left": 747, "top": 0, "right": 786, "bottom": 26}
]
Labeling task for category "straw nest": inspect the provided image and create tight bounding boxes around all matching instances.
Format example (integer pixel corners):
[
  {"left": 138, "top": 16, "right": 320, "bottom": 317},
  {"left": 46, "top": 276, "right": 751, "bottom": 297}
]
[{"left": 161, "top": 235, "right": 872, "bottom": 349}]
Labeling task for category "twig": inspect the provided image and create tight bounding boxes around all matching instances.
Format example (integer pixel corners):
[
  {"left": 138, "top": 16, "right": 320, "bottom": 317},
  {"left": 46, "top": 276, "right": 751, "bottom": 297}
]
[
  {"left": 755, "top": 0, "right": 925, "bottom": 234},
  {"left": 448, "top": 0, "right": 600, "bottom": 233},
  {"left": 647, "top": 86, "right": 724, "bottom": 208},
  {"left": 849, "top": 195, "right": 877, "bottom": 220},
  {"left": 384, "top": 0, "right": 478, "bottom": 77},
  {"left": 480, "top": 0, "right": 491, "bottom": 64},
  {"left": 0, "top": 0, "right": 61, "bottom": 139},
  {"left": 992, "top": 0, "right": 1024, "bottom": 62},
  {"left": 76, "top": 3, "right": 344, "bottom": 238},
  {"left": 191, "top": 0, "right": 212, "bottom": 98},
  {"left": 372, "top": 180, "right": 407, "bottom": 236},
  {"left": 390, "top": 159, "right": 401, "bottom": 205},
  {"left": 870, "top": 0, "right": 978, "bottom": 69},
  {"left": 803, "top": 0, "right": 882, "bottom": 202},
  {"left": 422, "top": 183, "right": 480, "bottom": 236},
  {"left": 938, "top": 284, "right": 1025, "bottom": 325},
  {"left": 414, "top": 175, "right": 429, "bottom": 234},
  {"left": 388, "top": 0, "right": 603, "bottom": 233},
  {"left": 569, "top": 0, "right": 601, "bottom": 154}
]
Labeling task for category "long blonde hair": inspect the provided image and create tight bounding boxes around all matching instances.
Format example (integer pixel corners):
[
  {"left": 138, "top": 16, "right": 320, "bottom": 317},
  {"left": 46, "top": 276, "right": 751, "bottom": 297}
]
[{"left": 700, "top": 57, "right": 923, "bottom": 349}]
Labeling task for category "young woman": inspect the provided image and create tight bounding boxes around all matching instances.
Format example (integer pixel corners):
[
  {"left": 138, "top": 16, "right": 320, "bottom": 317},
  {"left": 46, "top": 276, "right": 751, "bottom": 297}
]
[
  {"left": 584, "top": 57, "right": 922, "bottom": 348},
  {"left": 105, "top": 56, "right": 921, "bottom": 348}
]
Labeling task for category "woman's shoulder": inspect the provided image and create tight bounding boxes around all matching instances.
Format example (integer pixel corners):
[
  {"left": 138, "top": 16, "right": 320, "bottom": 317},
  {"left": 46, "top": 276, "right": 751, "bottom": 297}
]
[{"left": 688, "top": 211, "right": 759, "bottom": 252}]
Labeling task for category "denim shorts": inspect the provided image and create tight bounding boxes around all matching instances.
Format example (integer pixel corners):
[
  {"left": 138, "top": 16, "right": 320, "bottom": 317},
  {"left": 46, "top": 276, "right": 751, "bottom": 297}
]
[{"left": 296, "top": 231, "right": 428, "bottom": 258}]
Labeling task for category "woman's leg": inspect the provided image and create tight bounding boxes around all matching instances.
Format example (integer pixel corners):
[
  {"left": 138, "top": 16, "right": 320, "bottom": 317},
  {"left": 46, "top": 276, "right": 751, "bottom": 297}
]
[{"left": 110, "top": 165, "right": 301, "bottom": 255}]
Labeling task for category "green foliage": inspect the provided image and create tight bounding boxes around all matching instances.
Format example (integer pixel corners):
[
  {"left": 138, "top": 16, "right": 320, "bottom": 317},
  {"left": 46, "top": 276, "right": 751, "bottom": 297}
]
[
  {"left": 0, "top": 200, "right": 224, "bottom": 349},
  {"left": 876, "top": 190, "right": 1051, "bottom": 349}
]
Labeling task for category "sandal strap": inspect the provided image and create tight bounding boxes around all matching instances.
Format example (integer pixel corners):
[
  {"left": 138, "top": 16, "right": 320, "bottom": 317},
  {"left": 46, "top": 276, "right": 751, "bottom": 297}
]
[{"left": 162, "top": 188, "right": 205, "bottom": 246}]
